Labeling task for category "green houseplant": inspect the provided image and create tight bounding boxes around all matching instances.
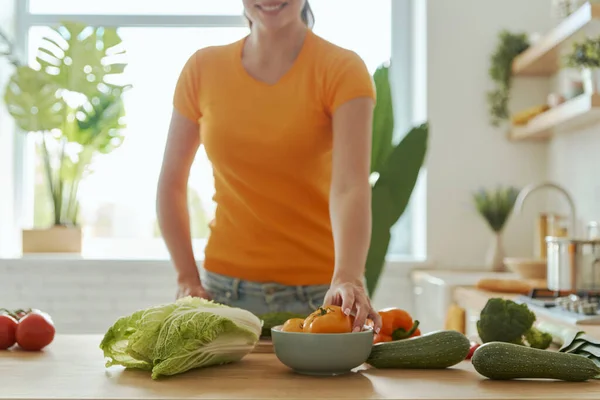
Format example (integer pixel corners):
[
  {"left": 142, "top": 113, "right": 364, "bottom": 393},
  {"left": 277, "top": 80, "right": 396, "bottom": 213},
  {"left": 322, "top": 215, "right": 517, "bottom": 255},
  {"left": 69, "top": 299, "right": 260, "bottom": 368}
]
[
  {"left": 472, "top": 186, "right": 520, "bottom": 272},
  {"left": 564, "top": 35, "right": 600, "bottom": 95},
  {"left": 486, "top": 30, "right": 530, "bottom": 127},
  {"left": 364, "top": 63, "right": 428, "bottom": 296},
  {"left": 0, "top": 29, "right": 19, "bottom": 67},
  {"left": 3, "top": 21, "right": 130, "bottom": 253}
]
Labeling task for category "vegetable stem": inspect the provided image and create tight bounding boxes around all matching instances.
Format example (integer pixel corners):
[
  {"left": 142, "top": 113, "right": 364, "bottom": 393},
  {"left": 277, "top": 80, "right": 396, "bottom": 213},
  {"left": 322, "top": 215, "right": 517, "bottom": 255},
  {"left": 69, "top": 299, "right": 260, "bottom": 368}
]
[{"left": 392, "top": 320, "right": 420, "bottom": 340}]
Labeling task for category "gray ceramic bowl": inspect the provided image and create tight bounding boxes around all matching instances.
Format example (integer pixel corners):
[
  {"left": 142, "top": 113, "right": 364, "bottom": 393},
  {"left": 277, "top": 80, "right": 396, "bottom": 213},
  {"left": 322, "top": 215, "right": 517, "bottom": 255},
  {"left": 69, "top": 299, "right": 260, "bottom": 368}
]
[{"left": 271, "top": 325, "right": 374, "bottom": 376}]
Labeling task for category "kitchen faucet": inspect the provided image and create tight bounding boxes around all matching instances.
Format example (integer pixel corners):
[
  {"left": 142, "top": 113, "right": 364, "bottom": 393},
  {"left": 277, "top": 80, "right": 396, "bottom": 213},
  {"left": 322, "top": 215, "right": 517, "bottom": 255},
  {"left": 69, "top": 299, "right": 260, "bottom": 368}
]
[{"left": 513, "top": 181, "right": 578, "bottom": 237}]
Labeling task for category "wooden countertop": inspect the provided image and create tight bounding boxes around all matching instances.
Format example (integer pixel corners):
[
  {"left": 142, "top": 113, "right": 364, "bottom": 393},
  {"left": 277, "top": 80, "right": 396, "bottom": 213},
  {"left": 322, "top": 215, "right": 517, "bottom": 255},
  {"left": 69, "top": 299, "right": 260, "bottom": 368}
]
[
  {"left": 454, "top": 287, "right": 600, "bottom": 340},
  {"left": 2, "top": 335, "right": 600, "bottom": 399}
]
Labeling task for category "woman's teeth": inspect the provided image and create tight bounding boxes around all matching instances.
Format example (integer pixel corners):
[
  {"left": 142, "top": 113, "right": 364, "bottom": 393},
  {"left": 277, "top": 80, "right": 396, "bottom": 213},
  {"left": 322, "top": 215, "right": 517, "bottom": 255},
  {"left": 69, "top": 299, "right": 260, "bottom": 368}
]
[{"left": 261, "top": 4, "right": 284, "bottom": 11}]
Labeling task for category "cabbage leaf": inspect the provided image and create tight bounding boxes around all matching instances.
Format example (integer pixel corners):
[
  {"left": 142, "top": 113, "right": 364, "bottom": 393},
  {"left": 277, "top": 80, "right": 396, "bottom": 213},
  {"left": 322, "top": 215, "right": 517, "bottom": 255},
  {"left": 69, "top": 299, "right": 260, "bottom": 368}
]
[{"left": 99, "top": 297, "right": 262, "bottom": 379}]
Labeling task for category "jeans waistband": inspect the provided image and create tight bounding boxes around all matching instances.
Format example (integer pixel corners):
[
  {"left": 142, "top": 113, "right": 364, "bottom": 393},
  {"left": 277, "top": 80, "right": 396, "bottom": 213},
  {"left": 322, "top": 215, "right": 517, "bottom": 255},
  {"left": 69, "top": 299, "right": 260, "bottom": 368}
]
[{"left": 201, "top": 269, "right": 329, "bottom": 302}]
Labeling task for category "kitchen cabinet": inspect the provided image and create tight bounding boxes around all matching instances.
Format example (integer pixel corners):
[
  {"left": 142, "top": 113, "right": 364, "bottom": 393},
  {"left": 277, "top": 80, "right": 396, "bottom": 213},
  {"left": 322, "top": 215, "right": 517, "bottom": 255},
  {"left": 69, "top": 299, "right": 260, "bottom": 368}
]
[
  {"left": 411, "top": 270, "right": 518, "bottom": 333},
  {"left": 1, "top": 335, "right": 599, "bottom": 399}
]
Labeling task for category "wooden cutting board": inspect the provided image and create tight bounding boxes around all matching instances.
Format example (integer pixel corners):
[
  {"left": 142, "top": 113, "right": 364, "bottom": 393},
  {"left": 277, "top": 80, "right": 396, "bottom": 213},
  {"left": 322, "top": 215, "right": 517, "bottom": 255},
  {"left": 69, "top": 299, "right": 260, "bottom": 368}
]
[{"left": 252, "top": 338, "right": 274, "bottom": 353}]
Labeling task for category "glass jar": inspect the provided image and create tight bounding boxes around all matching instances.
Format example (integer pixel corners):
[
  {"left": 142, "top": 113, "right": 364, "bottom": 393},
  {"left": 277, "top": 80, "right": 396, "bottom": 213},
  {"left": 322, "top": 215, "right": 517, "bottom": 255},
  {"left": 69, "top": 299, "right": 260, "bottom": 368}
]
[{"left": 588, "top": 221, "right": 600, "bottom": 240}]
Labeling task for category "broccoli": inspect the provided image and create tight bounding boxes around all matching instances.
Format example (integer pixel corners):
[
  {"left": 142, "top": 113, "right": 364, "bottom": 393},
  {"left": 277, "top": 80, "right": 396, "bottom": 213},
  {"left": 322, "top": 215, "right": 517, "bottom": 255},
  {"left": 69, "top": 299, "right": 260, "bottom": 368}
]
[
  {"left": 524, "top": 327, "right": 553, "bottom": 349},
  {"left": 476, "top": 298, "right": 552, "bottom": 350}
]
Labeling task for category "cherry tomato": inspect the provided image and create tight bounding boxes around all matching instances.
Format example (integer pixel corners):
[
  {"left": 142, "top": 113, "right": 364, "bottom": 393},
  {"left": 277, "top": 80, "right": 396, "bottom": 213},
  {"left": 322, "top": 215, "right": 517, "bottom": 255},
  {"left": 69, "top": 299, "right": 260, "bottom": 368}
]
[
  {"left": 303, "top": 305, "right": 354, "bottom": 334},
  {"left": 281, "top": 318, "right": 305, "bottom": 333},
  {"left": 16, "top": 310, "right": 55, "bottom": 351},
  {"left": 0, "top": 314, "right": 18, "bottom": 350},
  {"left": 466, "top": 342, "right": 480, "bottom": 360}
]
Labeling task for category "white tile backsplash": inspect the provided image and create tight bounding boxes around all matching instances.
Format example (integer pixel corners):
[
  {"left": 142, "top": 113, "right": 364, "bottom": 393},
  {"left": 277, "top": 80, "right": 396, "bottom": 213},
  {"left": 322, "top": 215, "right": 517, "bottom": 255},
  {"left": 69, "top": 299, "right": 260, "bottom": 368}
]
[{"left": 0, "top": 258, "right": 425, "bottom": 334}]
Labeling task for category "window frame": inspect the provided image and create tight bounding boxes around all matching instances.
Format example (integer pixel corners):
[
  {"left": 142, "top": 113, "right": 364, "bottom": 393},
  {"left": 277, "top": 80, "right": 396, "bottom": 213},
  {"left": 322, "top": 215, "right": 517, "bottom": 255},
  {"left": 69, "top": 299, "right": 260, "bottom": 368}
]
[{"left": 8, "top": 0, "right": 426, "bottom": 260}]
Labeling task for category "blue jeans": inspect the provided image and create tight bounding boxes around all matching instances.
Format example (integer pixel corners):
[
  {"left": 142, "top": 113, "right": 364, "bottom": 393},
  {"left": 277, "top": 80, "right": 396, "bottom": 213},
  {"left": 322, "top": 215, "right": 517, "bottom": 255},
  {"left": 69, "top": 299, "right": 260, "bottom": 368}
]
[{"left": 200, "top": 269, "right": 330, "bottom": 316}]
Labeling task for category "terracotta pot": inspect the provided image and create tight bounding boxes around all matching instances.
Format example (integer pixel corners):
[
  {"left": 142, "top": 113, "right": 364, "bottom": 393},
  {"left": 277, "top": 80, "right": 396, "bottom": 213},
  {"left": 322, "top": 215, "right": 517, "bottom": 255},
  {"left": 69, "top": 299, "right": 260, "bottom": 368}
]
[{"left": 22, "top": 225, "right": 82, "bottom": 254}]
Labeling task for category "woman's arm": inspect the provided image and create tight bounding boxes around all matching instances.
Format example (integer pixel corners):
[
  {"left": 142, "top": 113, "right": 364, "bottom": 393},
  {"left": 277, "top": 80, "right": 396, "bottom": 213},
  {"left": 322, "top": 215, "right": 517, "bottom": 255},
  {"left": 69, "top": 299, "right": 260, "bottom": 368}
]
[
  {"left": 157, "top": 109, "right": 208, "bottom": 299},
  {"left": 325, "top": 97, "right": 381, "bottom": 332}
]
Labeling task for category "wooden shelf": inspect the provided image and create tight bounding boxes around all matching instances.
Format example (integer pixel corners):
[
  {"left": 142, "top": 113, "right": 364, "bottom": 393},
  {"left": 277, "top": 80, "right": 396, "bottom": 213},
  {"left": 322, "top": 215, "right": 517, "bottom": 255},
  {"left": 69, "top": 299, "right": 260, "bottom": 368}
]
[
  {"left": 508, "top": 94, "right": 600, "bottom": 141},
  {"left": 512, "top": 2, "right": 600, "bottom": 77}
]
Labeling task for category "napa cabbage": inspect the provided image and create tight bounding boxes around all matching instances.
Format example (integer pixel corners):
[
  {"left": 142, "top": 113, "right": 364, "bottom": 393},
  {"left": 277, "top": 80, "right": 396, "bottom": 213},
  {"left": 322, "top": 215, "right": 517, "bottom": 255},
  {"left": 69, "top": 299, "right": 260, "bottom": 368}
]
[{"left": 99, "top": 297, "right": 262, "bottom": 379}]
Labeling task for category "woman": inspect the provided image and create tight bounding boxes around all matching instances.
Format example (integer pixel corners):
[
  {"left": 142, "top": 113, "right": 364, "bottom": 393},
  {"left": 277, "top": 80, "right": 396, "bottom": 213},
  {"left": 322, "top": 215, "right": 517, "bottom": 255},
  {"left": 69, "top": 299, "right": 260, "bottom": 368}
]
[{"left": 157, "top": 0, "right": 381, "bottom": 333}]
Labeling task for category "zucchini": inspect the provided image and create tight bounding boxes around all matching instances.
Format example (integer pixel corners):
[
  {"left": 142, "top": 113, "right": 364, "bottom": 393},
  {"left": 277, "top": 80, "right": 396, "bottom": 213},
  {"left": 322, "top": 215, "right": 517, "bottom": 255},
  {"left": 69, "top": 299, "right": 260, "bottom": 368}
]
[
  {"left": 471, "top": 342, "right": 600, "bottom": 382},
  {"left": 366, "top": 330, "right": 471, "bottom": 369}
]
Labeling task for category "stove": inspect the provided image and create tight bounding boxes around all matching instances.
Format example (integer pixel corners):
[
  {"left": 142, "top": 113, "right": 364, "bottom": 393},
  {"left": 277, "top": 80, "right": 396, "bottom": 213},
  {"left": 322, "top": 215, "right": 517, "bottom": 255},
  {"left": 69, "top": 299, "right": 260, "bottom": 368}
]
[{"left": 516, "top": 288, "right": 600, "bottom": 325}]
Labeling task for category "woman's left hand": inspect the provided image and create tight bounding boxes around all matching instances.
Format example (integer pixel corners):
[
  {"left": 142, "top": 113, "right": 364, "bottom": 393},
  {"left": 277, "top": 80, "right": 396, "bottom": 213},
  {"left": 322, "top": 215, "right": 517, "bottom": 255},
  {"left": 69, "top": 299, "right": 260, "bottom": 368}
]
[{"left": 324, "top": 279, "right": 382, "bottom": 333}]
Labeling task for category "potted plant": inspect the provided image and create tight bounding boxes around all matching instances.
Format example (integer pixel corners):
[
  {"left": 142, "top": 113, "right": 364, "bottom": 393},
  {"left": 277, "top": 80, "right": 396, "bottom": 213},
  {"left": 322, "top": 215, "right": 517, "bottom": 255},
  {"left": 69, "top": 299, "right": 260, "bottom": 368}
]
[
  {"left": 364, "top": 63, "right": 428, "bottom": 296},
  {"left": 552, "top": 0, "right": 583, "bottom": 21},
  {"left": 3, "top": 21, "right": 130, "bottom": 254},
  {"left": 0, "top": 29, "right": 20, "bottom": 67},
  {"left": 486, "top": 30, "right": 530, "bottom": 127},
  {"left": 472, "top": 186, "right": 520, "bottom": 272},
  {"left": 564, "top": 35, "right": 600, "bottom": 95}
]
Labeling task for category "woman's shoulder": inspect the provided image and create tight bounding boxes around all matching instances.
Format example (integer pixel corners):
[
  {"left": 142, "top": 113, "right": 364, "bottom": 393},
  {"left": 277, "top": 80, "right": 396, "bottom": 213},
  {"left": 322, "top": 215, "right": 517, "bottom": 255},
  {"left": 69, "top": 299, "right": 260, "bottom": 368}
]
[
  {"left": 309, "top": 31, "right": 366, "bottom": 67},
  {"left": 185, "top": 39, "right": 244, "bottom": 69}
]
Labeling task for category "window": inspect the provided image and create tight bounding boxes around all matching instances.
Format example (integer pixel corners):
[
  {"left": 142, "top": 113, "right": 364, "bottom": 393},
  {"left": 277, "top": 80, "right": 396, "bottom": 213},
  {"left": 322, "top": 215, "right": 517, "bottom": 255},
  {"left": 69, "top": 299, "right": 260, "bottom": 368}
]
[
  {"left": 28, "top": 0, "right": 245, "bottom": 15},
  {"left": 27, "top": 26, "right": 250, "bottom": 258},
  {"left": 14, "top": 0, "right": 416, "bottom": 259}
]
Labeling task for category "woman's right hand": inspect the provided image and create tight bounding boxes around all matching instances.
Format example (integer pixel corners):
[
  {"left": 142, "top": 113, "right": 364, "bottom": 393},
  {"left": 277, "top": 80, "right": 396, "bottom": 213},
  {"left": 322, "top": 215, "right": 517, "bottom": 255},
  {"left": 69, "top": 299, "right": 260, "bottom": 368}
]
[{"left": 176, "top": 279, "right": 211, "bottom": 300}]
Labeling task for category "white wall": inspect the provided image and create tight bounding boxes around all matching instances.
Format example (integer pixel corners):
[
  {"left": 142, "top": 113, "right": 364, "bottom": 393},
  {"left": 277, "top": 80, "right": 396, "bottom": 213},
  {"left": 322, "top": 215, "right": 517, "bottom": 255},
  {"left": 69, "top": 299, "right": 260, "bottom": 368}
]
[
  {"left": 0, "top": 259, "right": 421, "bottom": 334},
  {"left": 426, "top": 0, "right": 555, "bottom": 268},
  {"left": 0, "top": 0, "right": 16, "bottom": 258},
  {"left": 547, "top": 123, "right": 600, "bottom": 231}
]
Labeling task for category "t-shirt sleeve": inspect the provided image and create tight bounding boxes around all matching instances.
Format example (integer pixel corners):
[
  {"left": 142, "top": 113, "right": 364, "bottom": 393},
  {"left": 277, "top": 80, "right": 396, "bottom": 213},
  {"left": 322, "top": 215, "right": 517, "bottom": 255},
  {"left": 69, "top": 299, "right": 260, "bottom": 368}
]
[
  {"left": 173, "top": 51, "right": 202, "bottom": 122},
  {"left": 325, "top": 51, "right": 376, "bottom": 116}
]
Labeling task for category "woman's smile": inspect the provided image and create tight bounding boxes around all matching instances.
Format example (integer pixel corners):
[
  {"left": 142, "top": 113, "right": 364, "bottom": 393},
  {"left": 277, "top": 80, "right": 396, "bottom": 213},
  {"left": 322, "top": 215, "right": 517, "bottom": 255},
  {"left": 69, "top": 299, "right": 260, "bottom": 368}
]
[{"left": 256, "top": 2, "right": 289, "bottom": 16}]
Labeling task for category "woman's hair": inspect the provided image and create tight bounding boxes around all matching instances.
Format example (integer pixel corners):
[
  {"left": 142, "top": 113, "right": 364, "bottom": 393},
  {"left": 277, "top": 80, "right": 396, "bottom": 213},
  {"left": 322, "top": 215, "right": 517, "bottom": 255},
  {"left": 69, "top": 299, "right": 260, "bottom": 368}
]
[{"left": 246, "top": 1, "right": 315, "bottom": 29}]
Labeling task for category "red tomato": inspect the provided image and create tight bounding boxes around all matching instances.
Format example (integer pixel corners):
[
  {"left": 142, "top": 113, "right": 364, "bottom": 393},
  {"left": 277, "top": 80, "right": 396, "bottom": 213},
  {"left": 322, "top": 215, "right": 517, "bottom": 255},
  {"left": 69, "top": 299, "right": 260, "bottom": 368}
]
[
  {"left": 466, "top": 342, "right": 480, "bottom": 360},
  {"left": 16, "top": 311, "right": 55, "bottom": 351},
  {"left": 0, "top": 314, "right": 18, "bottom": 350}
]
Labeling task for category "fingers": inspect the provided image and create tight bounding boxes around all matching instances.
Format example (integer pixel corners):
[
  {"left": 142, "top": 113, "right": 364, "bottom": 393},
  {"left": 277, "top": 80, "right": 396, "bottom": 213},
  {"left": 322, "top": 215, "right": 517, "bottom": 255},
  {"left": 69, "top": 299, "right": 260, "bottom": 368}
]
[
  {"left": 340, "top": 288, "right": 355, "bottom": 316},
  {"left": 322, "top": 291, "right": 334, "bottom": 307},
  {"left": 368, "top": 308, "right": 382, "bottom": 333},
  {"left": 200, "top": 289, "right": 212, "bottom": 300},
  {"left": 353, "top": 303, "right": 369, "bottom": 332},
  {"left": 323, "top": 283, "right": 382, "bottom": 333}
]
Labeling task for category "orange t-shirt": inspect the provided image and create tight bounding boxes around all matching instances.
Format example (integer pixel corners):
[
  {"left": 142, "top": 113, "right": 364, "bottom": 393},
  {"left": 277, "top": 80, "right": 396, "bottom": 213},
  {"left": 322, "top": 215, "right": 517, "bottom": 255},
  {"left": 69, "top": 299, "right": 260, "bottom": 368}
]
[{"left": 173, "top": 29, "right": 376, "bottom": 286}]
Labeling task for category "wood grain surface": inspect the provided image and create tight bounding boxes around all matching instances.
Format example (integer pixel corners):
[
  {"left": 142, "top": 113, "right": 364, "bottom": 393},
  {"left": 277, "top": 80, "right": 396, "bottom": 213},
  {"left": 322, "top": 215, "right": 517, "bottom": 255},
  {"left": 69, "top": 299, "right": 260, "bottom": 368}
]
[{"left": 1, "top": 335, "right": 600, "bottom": 399}]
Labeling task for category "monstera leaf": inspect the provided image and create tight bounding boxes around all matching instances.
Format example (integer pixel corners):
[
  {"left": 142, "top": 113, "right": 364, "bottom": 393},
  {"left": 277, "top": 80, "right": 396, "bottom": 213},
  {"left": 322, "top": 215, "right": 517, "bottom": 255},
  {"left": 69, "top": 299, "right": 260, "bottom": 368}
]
[
  {"left": 2, "top": 21, "right": 130, "bottom": 228},
  {"left": 4, "top": 66, "right": 64, "bottom": 133},
  {"left": 35, "top": 21, "right": 128, "bottom": 98},
  {"left": 75, "top": 92, "right": 126, "bottom": 153}
]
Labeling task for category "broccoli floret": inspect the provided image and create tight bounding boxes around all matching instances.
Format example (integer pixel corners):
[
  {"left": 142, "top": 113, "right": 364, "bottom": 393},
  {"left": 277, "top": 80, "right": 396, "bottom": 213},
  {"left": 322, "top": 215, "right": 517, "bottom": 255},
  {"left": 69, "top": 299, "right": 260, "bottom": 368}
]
[
  {"left": 524, "top": 327, "right": 553, "bottom": 349},
  {"left": 476, "top": 298, "right": 550, "bottom": 349}
]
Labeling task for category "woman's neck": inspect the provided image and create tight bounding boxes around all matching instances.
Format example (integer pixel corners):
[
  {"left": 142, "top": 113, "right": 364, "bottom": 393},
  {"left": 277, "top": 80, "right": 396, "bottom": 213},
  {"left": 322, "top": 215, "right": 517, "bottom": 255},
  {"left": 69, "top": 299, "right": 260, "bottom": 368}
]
[{"left": 245, "top": 22, "right": 308, "bottom": 66}]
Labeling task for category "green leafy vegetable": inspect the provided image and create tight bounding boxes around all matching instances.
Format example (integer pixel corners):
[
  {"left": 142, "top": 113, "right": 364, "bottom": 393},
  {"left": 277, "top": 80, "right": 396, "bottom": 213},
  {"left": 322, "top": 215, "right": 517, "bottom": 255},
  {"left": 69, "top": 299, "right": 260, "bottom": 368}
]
[
  {"left": 100, "top": 297, "right": 262, "bottom": 379},
  {"left": 258, "top": 311, "right": 308, "bottom": 338},
  {"left": 477, "top": 298, "right": 552, "bottom": 350}
]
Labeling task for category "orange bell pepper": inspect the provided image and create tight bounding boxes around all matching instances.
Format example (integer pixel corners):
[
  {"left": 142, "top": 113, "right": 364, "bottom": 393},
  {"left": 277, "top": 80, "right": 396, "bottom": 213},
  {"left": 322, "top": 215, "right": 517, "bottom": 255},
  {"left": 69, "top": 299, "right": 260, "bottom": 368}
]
[
  {"left": 303, "top": 305, "right": 354, "bottom": 334},
  {"left": 281, "top": 318, "right": 305, "bottom": 333},
  {"left": 372, "top": 308, "right": 420, "bottom": 344}
]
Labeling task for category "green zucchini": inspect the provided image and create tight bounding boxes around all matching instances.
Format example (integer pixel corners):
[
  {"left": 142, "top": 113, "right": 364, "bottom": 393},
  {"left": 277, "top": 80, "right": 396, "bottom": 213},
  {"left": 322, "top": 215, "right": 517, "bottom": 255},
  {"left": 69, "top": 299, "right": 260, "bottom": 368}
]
[
  {"left": 471, "top": 342, "right": 600, "bottom": 382},
  {"left": 366, "top": 330, "right": 471, "bottom": 369}
]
